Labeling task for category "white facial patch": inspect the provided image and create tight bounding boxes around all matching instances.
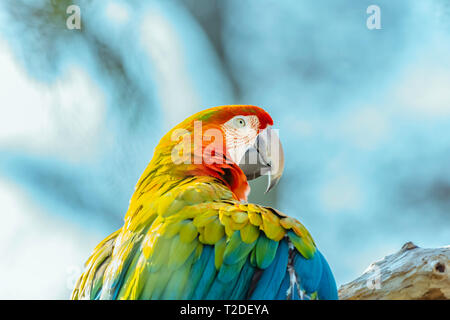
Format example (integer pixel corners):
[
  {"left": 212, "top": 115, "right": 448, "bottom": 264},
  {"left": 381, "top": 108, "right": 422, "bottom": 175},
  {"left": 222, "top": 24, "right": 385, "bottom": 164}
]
[{"left": 221, "top": 115, "right": 260, "bottom": 164}]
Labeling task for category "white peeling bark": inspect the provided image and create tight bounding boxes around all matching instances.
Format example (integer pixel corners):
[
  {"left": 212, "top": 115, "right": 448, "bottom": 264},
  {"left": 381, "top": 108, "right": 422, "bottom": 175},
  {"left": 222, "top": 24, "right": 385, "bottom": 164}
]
[{"left": 339, "top": 242, "right": 450, "bottom": 300}]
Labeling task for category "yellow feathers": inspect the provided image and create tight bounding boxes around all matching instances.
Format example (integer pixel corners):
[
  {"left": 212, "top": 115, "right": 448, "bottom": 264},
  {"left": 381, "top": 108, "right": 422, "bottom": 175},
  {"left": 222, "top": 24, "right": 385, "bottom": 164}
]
[{"left": 72, "top": 179, "right": 317, "bottom": 299}]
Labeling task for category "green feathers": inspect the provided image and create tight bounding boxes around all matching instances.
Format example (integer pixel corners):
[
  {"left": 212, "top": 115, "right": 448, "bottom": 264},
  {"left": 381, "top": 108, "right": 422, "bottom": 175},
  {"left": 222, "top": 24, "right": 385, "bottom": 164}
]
[{"left": 72, "top": 180, "right": 317, "bottom": 300}]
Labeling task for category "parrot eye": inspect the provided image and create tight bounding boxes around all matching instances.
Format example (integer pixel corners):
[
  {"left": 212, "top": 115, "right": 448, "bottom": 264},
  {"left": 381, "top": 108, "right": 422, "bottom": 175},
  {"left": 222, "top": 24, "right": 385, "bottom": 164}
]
[{"left": 233, "top": 117, "right": 246, "bottom": 128}]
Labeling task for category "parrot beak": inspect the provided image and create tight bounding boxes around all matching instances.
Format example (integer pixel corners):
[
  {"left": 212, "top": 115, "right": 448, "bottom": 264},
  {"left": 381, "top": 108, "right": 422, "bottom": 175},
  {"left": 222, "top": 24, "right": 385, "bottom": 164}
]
[{"left": 238, "top": 127, "right": 285, "bottom": 193}]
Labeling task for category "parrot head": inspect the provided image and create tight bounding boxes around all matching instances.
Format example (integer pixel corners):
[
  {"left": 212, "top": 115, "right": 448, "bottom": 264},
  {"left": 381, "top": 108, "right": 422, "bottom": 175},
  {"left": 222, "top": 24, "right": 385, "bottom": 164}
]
[{"left": 154, "top": 105, "right": 284, "bottom": 201}]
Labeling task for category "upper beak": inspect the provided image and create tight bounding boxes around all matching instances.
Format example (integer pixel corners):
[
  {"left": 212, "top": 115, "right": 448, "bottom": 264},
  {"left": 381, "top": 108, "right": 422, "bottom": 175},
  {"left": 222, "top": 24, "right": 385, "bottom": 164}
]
[{"left": 238, "top": 127, "right": 285, "bottom": 193}]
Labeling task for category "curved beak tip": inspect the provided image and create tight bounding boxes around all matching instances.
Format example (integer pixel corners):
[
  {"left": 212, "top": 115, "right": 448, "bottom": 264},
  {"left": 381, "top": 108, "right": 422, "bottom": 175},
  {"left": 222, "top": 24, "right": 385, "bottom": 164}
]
[{"left": 265, "top": 169, "right": 283, "bottom": 193}]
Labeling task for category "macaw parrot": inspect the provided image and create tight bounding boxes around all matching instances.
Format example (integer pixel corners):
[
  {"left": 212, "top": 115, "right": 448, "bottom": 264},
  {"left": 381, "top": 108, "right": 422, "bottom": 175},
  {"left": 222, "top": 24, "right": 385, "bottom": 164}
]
[{"left": 72, "top": 105, "right": 338, "bottom": 300}]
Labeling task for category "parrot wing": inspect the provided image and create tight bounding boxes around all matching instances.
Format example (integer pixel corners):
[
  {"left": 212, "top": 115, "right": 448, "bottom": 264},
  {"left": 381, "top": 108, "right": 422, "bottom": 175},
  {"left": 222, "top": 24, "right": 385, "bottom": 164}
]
[
  {"left": 72, "top": 184, "right": 337, "bottom": 300},
  {"left": 71, "top": 229, "right": 121, "bottom": 300}
]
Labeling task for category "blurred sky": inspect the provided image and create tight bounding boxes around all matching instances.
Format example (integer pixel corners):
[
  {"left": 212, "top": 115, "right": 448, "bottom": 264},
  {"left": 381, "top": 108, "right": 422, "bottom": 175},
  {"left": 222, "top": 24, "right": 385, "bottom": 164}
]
[{"left": 0, "top": 0, "right": 449, "bottom": 299}]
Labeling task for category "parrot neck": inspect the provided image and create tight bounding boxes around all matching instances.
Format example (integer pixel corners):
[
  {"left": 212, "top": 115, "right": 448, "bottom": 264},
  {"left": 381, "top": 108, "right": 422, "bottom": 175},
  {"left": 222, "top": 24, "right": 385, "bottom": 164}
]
[
  {"left": 188, "top": 161, "right": 250, "bottom": 201},
  {"left": 134, "top": 150, "right": 250, "bottom": 202}
]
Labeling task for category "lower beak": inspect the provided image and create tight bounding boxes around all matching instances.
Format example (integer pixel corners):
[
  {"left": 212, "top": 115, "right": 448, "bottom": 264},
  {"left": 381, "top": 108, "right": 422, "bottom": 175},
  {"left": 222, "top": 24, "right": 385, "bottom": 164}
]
[{"left": 238, "top": 128, "right": 285, "bottom": 193}]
